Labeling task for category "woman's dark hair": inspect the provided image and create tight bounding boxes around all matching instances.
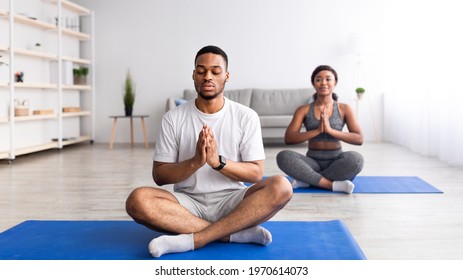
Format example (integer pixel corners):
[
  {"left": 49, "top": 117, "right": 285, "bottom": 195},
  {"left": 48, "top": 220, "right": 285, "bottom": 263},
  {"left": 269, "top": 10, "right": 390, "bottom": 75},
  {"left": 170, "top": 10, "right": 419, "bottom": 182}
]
[
  {"left": 195, "top": 45, "right": 228, "bottom": 70},
  {"left": 311, "top": 65, "right": 338, "bottom": 101}
]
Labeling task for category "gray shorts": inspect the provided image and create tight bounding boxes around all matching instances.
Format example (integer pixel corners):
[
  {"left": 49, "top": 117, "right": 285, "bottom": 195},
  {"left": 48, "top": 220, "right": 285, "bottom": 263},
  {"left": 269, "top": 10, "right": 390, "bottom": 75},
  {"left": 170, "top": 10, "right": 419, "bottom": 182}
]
[{"left": 172, "top": 188, "right": 248, "bottom": 223}]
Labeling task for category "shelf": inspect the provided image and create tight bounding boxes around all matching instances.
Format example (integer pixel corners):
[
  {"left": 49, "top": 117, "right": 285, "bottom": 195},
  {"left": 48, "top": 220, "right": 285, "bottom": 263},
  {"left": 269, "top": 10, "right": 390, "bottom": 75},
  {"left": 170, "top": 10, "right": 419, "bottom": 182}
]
[
  {"left": 0, "top": 137, "right": 91, "bottom": 160},
  {"left": 0, "top": 11, "right": 90, "bottom": 40},
  {"left": 0, "top": 110, "right": 91, "bottom": 122},
  {"left": 62, "top": 84, "right": 91, "bottom": 91},
  {"left": 13, "top": 13, "right": 57, "bottom": 30},
  {"left": 16, "top": 83, "right": 57, "bottom": 89},
  {"left": 50, "top": 0, "right": 91, "bottom": 15},
  {"left": 62, "top": 135, "right": 92, "bottom": 146},
  {"left": 15, "top": 47, "right": 57, "bottom": 60},
  {"left": 0, "top": 46, "right": 58, "bottom": 60},
  {"left": 14, "top": 114, "right": 58, "bottom": 122},
  {"left": 2, "top": 0, "right": 94, "bottom": 160},
  {"left": 63, "top": 111, "right": 90, "bottom": 118},
  {"left": 62, "top": 28, "right": 91, "bottom": 40},
  {"left": 15, "top": 141, "right": 59, "bottom": 156},
  {"left": 0, "top": 150, "right": 9, "bottom": 160},
  {"left": 0, "top": 82, "right": 58, "bottom": 89},
  {"left": 0, "top": 113, "right": 58, "bottom": 124},
  {"left": 62, "top": 55, "right": 91, "bottom": 65}
]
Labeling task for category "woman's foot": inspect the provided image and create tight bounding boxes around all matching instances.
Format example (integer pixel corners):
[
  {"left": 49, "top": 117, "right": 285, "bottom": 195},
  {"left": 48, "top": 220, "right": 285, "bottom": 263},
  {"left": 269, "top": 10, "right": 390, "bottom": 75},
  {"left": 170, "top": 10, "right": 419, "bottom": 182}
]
[{"left": 333, "top": 180, "right": 355, "bottom": 194}]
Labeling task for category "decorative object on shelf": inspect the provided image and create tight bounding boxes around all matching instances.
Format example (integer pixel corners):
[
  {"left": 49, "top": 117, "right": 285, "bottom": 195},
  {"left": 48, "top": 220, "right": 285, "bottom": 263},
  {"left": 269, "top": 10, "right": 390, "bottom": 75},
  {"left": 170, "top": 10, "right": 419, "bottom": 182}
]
[
  {"left": 62, "top": 107, "right": 81, "bottom": 113},
  {"left": 32, "top": 42, "right": 42, "bottom": 51},
  {"left": 15, "top": 71, "right": 24, "bottom": 82},
  {"left": 52, "top": 137, "right": 76, "bottom": 142},
  {"left": 33, "top": 109, "right": 54, "bottom": 115},
  {"left": 14, "top": 99, "right": 30, "bottom": 116},
  {"left": 355, "top": 87, "right": 365, "bottom": 100},
  {"left": 123, "top": 69, "right": 136, "bottom": 116},
  {"left": 73, "top": 66, "right": 89, "bottom": 85},
  {"left": 65, "top": 16, "right": 81, "bottom": 31}
]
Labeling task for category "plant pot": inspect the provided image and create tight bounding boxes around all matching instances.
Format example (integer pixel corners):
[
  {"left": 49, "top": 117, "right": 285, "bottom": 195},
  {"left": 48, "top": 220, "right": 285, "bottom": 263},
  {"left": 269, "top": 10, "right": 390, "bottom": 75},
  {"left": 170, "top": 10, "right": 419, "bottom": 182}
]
[
  {"left": 124, "top": 106, "right": 133, "bottom": 116},
  {"left": 73, "top": 75, "right": 87, "bottom": 85},
  {"left": 357, "top": 93, "right": 364, "bottom": 100}
]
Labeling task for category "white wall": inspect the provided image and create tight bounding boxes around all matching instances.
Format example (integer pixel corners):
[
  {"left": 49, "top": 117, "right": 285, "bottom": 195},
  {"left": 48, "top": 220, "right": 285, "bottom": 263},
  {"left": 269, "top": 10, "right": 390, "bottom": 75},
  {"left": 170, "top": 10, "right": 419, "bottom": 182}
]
[
  {"left": 379, "top": 0, "right": 463, "bottom": 165},
  {"left": 74, "top": 0, "right": 386, "bottom": 144}
]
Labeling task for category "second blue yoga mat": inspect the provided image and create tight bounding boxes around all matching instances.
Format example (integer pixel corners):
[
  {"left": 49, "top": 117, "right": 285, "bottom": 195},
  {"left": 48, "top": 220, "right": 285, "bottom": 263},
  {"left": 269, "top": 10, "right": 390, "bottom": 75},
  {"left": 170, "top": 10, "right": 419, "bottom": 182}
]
[{"left": 246, "top": 176, "right": 442, "bottom": 193}]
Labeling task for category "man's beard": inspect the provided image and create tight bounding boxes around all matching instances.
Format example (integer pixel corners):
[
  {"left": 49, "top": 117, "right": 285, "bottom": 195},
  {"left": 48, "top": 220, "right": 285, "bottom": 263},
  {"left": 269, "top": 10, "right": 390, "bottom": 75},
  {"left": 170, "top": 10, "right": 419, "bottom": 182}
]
[
  {"left": 198, "top": 91, "right": 221, "bottom": 100},
  {"left": 196, "top": 82, "right": 226, "bottom": 100}
]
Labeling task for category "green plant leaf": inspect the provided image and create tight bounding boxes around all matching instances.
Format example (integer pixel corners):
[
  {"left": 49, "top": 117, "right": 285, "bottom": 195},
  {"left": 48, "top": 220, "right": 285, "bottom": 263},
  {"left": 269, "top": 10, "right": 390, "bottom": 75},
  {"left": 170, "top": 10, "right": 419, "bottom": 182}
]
[
  {"left": 123, "top": 70, "right": 136, "bottom": 108},
  {"left": 355, "top": 87, "right": 365, "bottom": 94}
]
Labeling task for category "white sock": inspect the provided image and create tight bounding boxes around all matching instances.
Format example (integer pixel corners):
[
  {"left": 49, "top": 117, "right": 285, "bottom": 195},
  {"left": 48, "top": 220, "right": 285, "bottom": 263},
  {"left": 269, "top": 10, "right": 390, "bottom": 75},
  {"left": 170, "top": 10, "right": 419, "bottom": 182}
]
[
  {"left": 148, "top": 233, "right": 194, "bottom": 258},
  {"left": 333, "top": 180, "right": 355, "bottom": 194},
  {"left": 291, "top": 178, "right": 310, "bottom": 189},
  {"left": 229, "top": 226, "right": 272, "bottom": 246}
]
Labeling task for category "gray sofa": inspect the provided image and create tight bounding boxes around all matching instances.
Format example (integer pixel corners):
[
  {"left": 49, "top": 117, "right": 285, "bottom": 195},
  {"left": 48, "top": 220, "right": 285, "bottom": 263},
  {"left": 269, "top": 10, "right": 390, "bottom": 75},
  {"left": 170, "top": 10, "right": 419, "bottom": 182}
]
[{"left": 167, "top": 88, "right": 315, "bottom": 142}]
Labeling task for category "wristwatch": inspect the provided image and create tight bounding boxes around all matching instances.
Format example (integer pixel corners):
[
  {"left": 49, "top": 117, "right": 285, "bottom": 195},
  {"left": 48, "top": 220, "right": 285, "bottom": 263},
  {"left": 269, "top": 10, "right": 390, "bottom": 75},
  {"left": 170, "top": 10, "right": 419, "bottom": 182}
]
[{"left": 213, "top": 155, "right": 227, "bottom": 171}]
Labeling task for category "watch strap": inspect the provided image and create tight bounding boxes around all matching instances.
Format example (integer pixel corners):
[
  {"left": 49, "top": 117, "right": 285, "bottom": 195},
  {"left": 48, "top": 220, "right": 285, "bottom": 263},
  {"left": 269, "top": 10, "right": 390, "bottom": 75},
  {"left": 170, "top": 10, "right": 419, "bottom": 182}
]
[{"left": 213, "top": 155, "right": 226, "bottom": 171}]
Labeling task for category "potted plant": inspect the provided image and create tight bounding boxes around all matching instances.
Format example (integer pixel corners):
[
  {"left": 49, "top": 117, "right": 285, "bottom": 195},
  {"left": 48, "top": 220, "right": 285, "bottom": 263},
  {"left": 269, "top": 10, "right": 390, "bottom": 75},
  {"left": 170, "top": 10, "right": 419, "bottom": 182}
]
[
  {"left": 73, "top": 66, "right": 89, "bottom": 85},
  {"left": 123, "top": 70, "right": 136, "bottom": 116},
  {"left": 355, "top": 87, "right": 365, "bottom": 100}
]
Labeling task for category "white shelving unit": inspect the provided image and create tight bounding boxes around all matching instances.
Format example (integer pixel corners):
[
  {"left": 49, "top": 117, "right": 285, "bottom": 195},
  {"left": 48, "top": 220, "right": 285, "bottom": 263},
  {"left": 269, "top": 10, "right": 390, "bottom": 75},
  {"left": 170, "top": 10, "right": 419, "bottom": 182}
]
[{"left": 0, "top": 0, "right": 94, "bottom": 162}]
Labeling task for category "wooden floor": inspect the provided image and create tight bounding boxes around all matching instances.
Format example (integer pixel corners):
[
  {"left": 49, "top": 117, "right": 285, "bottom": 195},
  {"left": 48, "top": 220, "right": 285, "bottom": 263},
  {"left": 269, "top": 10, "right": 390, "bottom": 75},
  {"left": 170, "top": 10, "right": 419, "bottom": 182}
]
[{"left": 1, "top": 141, "right": 462, "bottom": 260}]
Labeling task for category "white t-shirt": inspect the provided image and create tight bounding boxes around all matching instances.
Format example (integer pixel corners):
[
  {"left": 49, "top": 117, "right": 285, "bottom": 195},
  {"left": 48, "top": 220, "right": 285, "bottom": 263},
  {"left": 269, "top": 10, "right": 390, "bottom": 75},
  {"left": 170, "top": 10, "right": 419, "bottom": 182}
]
[{"left": 153, "top": 97, "right": 265, "bottom": 194}]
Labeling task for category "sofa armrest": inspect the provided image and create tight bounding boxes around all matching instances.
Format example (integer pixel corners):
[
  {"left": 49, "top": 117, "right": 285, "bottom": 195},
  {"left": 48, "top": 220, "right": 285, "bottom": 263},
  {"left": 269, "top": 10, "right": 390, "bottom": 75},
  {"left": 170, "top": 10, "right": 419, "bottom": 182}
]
[{"left": 166, "top": 97, "right": 177, "bottom": 112}]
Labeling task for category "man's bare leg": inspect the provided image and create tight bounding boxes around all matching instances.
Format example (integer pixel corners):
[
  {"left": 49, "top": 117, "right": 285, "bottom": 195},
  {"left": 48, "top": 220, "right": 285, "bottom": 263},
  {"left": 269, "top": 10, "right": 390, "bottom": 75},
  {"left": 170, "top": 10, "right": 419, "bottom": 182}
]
[
  {"left": 137, "top": 176, "right": 292, "bottom": 257},
  {"left": 193, "top": 176, "right": 292, "bottom": 246},
  {"left": 127, "top": 186, "right": 215, "bottom": 257},
  {"left": 126, "top": 187, "right": 212, "bottom": 234}
]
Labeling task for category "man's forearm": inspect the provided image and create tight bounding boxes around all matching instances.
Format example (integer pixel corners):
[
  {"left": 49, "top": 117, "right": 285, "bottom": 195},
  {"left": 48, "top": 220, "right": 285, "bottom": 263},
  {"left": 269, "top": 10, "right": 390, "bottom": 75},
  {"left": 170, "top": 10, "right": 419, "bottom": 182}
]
[
  {"left": 218, "top": 160, "right": 264, "bottom": 183},
  {"left": 152, "top": 159, "right": 202, "bottom": 186}
]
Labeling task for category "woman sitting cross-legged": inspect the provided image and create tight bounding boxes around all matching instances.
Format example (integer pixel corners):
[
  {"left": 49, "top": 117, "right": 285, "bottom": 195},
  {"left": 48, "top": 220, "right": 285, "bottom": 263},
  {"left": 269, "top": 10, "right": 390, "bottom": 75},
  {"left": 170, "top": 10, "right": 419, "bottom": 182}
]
[{"left": 276, "top": 65, "right": 364, "bottom": 194}]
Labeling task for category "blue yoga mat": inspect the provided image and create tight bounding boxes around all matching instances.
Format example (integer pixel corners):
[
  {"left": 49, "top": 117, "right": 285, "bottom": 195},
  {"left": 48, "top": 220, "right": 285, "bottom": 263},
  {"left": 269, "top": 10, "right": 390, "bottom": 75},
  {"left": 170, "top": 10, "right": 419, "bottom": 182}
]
[
  {"left": 246, "top": 176, "right": 443, "bottom": 193},
  {"left": 0, "top": 220, "right": 366, "bottom": 260}
]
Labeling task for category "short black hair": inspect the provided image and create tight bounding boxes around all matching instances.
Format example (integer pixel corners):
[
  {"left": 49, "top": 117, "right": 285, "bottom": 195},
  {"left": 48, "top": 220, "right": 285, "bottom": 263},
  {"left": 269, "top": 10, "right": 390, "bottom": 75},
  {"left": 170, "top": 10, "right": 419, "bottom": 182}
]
[{"left": 195, "top": 45, "right": 228, "bottom": 70}]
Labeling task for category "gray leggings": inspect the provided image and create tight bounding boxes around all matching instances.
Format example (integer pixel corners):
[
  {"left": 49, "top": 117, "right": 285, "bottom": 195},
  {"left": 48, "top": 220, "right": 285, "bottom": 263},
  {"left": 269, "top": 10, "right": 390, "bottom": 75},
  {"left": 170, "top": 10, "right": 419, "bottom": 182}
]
[{"left": 276, "top": 149, "right": 364, "bottom": 186}]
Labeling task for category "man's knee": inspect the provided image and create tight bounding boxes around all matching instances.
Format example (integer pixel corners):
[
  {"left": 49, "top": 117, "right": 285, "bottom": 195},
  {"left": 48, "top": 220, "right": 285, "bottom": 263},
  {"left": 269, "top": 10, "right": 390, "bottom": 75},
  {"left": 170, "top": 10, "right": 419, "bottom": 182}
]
[
  {"left": 125, "top": 187, "right": 152, "bottom": 218},
  {"left": 266, "top": 175, "right": 293, "bottom": 203}
]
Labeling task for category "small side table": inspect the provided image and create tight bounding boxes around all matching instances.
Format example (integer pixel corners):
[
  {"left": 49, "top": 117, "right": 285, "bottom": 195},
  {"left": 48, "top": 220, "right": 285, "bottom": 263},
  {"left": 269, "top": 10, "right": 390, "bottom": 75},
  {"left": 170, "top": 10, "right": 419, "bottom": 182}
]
[{"left": 109, "top": 115, "right": 149, "bottom": 149}]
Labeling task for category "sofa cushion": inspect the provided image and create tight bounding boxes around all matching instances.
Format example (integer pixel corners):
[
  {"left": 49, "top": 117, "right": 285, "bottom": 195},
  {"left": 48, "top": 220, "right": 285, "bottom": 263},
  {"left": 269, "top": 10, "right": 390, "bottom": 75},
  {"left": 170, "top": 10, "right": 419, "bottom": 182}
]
[
  {"left": 259, "top": 115, "right": 293, "bottom": 127},
  {"left": 251, "top": 88, "right": 314, "bottom": 116},
  {"left": 224, "top": 88, "right": 253, "bottom": 107}
]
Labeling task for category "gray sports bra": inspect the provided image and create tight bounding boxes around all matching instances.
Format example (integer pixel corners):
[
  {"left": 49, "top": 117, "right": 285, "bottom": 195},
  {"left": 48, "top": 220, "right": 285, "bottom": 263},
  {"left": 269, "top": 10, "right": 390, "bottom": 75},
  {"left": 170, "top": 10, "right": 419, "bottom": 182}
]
[{"left": 303, "top": 101, "right": 345, "bottom": 142}]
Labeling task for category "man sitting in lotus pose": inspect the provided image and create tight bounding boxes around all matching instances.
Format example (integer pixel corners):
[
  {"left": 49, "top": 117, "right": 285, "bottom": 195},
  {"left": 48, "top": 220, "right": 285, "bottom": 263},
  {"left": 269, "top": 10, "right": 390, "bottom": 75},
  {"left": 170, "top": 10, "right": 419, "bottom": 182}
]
[{"left": 125, "top": 45, "right": 293, "bottom": 257}]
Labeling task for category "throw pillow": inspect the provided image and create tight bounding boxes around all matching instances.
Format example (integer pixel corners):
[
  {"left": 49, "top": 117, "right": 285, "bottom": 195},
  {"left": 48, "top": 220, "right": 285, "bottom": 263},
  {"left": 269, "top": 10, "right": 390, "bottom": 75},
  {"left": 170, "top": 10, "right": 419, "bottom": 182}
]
[{"left": 175, "top": 98, "right": 188, "bottom": 106}]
